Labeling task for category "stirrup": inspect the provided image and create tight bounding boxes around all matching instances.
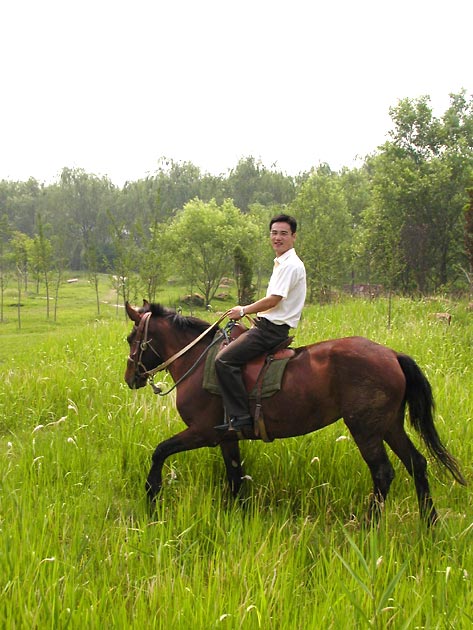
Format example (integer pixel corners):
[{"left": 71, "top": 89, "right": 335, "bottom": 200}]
[
  {"left": 214, "top": 421, "right": 231, "bottom": 431},
  {"left": 214, "top": 415, "right": 253, "bottom": 432}
]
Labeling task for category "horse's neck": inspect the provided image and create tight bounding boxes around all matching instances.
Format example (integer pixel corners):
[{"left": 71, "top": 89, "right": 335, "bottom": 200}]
[{"left": 160, "top": 328, "right": 208, "bottom": 374}]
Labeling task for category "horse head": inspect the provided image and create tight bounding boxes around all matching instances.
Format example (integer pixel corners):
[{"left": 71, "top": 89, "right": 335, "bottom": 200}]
[
  {"left": 124, "top": 301, "right": 216, "bottom": 391},
  {"left": 124, "top": 301, "right": 163, "bottom": 389}
]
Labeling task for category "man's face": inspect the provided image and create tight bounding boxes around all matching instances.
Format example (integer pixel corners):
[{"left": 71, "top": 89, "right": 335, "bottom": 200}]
[{"left": 270, "top": 221, "right": 296, "bottom": 257}]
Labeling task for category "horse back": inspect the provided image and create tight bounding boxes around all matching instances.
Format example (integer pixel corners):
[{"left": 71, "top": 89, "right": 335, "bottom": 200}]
[{"left": 257, "top": 336, "right": 405, "bottom": 438}]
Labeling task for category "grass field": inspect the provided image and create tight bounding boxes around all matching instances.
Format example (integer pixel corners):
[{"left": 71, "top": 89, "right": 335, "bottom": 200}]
[{"left": 1, "top": 276, "right": 472, "bottom": 628}]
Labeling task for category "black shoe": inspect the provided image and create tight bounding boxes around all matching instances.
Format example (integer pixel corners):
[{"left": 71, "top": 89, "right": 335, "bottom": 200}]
[{"left": 229, "top": 415, "right": 253, "bottom": 430}]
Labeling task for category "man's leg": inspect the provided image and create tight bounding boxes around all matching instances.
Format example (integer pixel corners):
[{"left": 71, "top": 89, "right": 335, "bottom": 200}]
[{"left": 215, "top": 322, "right": 288, "bottom": 430}]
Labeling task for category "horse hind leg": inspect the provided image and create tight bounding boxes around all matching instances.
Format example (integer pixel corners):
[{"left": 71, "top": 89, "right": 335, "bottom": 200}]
[
  {"left": 384, "top": 426, "right": 438, "bottom": 526},
  {"left": 347, "top": 426, "right": 395, "bottom": 525}
]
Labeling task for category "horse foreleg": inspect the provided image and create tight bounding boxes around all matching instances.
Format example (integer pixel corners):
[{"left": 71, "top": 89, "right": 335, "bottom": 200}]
[
  {"left": 146, "top": 429, "right": 208, "bottom": 503},
  {"left": 219, "top": 439, "right": 244, "bottom": 498}
]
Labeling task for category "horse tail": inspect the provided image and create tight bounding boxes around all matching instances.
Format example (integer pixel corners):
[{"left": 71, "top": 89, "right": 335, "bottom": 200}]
[{"left": 396, "top": 353, "right": 466, "bottom": 486}]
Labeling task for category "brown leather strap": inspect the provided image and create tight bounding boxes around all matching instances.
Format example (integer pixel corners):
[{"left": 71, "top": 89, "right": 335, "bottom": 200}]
[{"left": 253, "top": 357, "right": 274, "bottom": 443}]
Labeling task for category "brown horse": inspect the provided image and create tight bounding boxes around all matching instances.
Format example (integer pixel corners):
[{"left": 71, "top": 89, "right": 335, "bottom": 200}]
[{"left": 124, "top": 302, "right": 466, "bottom": 525}]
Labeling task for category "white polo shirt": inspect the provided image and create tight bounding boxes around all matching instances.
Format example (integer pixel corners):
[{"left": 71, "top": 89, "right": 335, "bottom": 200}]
[{"left": 258, "top": 248, "right": 306, "bottom": 328}]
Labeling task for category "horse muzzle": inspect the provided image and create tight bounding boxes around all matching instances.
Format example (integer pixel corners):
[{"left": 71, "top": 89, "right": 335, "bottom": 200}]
[{"left": 124, "top": 361, "right": 148, "bottom": 390}]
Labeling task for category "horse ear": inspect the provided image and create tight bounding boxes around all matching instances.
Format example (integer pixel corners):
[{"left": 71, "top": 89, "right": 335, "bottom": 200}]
[
  {"left": 125, "top": 301, "right": 141, "bottom": 324},
  {"left": 142, "top": 299, "right": 150, "bottom": 309}
]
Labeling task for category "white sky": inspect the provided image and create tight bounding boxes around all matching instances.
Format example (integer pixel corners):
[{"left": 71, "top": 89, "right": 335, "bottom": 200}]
[{"left": 1, "top": 0, "right": 472, "bottom": 186}]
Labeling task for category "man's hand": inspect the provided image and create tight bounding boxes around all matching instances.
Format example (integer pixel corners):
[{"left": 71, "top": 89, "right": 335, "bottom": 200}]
[{"left": 228, "top": 306, "right": 245, "bottom": 320}]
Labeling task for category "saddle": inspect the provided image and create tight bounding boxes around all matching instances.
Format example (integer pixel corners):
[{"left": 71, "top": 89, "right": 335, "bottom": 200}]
[
  {"left": 227, "top": 322, "right": 295, "bottom": 394},
  {"left": 203, "top": 322, "right": 296, "bottom": 442}
]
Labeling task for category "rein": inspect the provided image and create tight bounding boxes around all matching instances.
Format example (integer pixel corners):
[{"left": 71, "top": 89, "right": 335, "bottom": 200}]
[
  {"left": 150, "top": 329, "right": 224, "bottom": 396},
  {"left": 131, "top": 309, "right": 233, "bottom": 395}
]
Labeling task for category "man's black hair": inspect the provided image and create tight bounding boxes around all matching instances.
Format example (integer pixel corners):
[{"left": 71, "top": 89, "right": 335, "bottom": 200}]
[{"left": 269, "top": 214, "right": 298, "bottom": 234}]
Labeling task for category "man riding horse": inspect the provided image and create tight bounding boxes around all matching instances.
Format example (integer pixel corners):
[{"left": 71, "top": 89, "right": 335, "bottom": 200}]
[{"left": 214, "top": 213, "right": 306, "bottom": 432}]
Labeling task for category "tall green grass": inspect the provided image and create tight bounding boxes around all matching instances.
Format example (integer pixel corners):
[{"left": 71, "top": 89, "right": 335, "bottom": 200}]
[{"left": 1, "top": 281, "right": 472, "bottom": 628}]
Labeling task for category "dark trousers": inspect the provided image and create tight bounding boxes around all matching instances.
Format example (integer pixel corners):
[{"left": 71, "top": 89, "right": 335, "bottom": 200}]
[{"left": 215, "top": 318, "right": 289, "bottom": 418}]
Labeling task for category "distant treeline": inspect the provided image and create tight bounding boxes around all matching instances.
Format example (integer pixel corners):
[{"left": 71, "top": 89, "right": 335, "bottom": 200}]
[{"left": 1, "top": 92, "right": 473, "bottom": 311}]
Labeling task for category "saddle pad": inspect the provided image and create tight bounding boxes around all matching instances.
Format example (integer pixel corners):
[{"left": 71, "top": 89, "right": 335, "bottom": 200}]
[{"left": 203, "top": 334, "right": 290, "bottom": 398}]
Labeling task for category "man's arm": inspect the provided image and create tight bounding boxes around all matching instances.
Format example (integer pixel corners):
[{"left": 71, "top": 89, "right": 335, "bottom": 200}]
[{"left": 228, "top": 294, "right": 282, "bottom": 320}]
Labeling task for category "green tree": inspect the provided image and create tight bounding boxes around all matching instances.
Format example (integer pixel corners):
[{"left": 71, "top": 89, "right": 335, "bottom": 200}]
[
  {"left": 0, "top": 178, "right": 42, "bottom": 236},
  {"left": 137, "top": 220, "right": 166, "bottom": 303},
  {"left": 227, "top": 157, "right": 295, "bottom": 213},
  {"left": 0, "top": 214, "right": 11, "bottom": 322},
  {"left": 85, "top": 243, "right": 103, "bottom": 316},
  {"left": 168, "top": 198, "right": 258, "bottom": 305},
  {"left": 107, "top": 212, "right": 140, "bottom": 311},
  {"left": 292, "top": 165, "right": 352, "bottom": 302},
  {"left": 233, "top": 244, "right": 255, "bottom": 305},
  {"left": 59, "top": 167, "right": 116, "bottom": 269},
  {"left": 119, "top": 159, "right": 227, "bottom": 258},
  {"left": 463, "top": 188, "right": 473, "bottom": 294},
  {"left": 50, "top": 221, "right": 71, "bottom": 322},
  {"left": 360, "top": 151, "right": 413, "bottom": 293},
  {"left": 367, "top": 92, "right": 473, "bottom": 293},
  {"left": 339, "top": 166, "right": 372, "bottom": 290},
  {"left": 10, "top": 231, "right": 32, "bottom": 329},
  {"left": 31, "top": 215, "right": 53, "bottom": 318}
]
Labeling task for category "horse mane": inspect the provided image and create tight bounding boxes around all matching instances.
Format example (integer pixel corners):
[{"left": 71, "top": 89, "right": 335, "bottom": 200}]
[{"left": 147, "top": 303, "right": 213, "bottom": 335}]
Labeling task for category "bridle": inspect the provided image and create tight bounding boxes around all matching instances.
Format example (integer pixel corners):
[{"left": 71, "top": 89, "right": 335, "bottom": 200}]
[
  {"left": 128, "top": 312, "right": 162, "bottom": 379},
  {"left": 127, "top": 309, "right": 232, "bottom": 395}
]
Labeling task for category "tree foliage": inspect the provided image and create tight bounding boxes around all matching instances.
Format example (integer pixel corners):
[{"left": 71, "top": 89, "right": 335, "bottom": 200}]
[
  {"left": 168, "top": 199, "right": 258, "bottom": 305},
  {"left": 464, "top": 188, "right": 473, "bottom": 292},
  {"left": 233, "top": 244, "right": 255, "bottom": 305},
  {"left": 293, "top": 165, "right": 353, "bottom": 301},
  {"left": 2, "top": 92, "right": 473, "bottom": 313},
  {"left": 31, "top": 215, "right": 53, "bottom": 317},
  {"left": 227, "top": 157, "right": 296, "bottom": 212},
  {"left": 360, "top": 92, "right": 473, "bottom": 292}
]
